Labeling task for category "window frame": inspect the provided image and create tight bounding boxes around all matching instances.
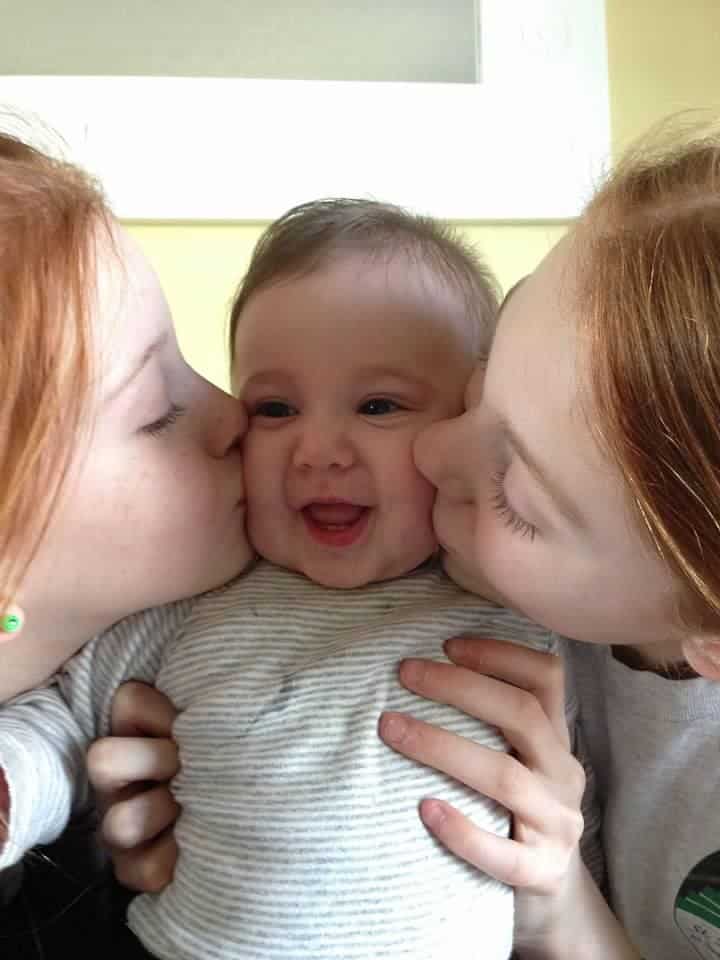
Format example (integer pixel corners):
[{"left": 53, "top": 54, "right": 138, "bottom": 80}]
[{"left": 0, "top": 0, "right": 609, "bottom": 220}]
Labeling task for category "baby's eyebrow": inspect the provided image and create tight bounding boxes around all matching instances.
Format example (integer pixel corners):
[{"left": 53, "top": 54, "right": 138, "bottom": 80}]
[{"left": 354, "top": 365, "right": 430, "bottom": 386}]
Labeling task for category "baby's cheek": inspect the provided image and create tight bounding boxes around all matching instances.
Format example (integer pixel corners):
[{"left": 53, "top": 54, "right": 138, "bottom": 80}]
[
  {"left": 405, "top": 474, "right": 441, "bottom": 548},
  {"left": 246, "top": 508, "right": 273, "bottom": 557},
  {"left": 241, "top": 443, "right": 265, "bottom": 497}
]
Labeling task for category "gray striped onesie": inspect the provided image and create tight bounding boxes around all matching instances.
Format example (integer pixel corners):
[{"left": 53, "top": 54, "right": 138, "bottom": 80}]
[{"left": 0, "top": 560, "right": 571, "bottom": 959}]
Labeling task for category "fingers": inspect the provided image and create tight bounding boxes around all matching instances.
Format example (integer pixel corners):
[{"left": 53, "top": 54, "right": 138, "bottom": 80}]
[
  {"left": 418, "top": 799, "right": 574, "bottom": 892},
  {"left": 378, "top": 712, "right": 583, "bottom": 835},
  {"left": 444, "top": 636, "right": 569, "bottom": 747},
  {"left": 101, "top": 784, "right": 180, "bottom": 850},
  {"left": 92, "top": 682, "right": 181, "bottom": 895},
  {"left": 88, "top": 736, "right": 179, "bottom": 793},
  {"left": 109, "top": 829, "right": 178, "bottom": 893},
  {"left": 397, "top": 658, "right": 572, "bottom": 779},
  {"left": 110, "top": 681, "right": 178, "bottom": 738}
]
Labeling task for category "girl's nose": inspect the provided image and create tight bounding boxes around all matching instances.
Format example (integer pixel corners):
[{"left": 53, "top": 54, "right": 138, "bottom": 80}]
[
  {"left": 206, "top": 382, "right": 247, "bottom": 458},
  {"left": 414, "top": 413, "right": 472, "bottom": 498}
]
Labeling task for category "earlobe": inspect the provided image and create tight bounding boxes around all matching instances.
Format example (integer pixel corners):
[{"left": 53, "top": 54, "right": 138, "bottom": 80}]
[{"left": 682, "top": 633, "right": 720, "bottom": 680}]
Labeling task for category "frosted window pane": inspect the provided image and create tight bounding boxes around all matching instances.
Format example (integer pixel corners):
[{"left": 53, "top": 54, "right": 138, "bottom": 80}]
[{"left": 4, "top": 0, "right": 478, "bottom": 83}]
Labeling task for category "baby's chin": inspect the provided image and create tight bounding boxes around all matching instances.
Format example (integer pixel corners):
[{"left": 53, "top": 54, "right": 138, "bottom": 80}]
[{"left": 290, "top": 552, "right": 435, "bottom": 591}]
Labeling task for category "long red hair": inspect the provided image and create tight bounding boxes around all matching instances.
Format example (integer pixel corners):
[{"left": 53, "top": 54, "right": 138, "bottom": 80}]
[
  {"left": 577, "top": 122, "right": 720, "bottom": 631},
  {"left": 0, "top": 130, "right": 110, "bottom": 609}
]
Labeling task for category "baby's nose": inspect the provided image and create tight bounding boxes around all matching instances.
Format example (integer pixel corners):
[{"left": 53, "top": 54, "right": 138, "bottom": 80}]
[{"left": 293, "top": 422, "right": 355, "bottom": 471}]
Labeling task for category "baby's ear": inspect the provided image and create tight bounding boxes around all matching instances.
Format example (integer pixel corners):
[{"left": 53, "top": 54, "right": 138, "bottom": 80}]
[{"left": 682, "top": 633, "right": 720, "bottom": 680}]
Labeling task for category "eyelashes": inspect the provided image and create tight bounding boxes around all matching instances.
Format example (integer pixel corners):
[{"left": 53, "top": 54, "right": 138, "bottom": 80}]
[
  {"left": 490, "top": 469, "right": 537, "bottom": 541},
  {"left": 141, "top": 403, "right": 187, "bottom": 437}
]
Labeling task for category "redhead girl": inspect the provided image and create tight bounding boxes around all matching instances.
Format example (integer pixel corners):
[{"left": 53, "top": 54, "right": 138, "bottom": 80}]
[
  {"left": 0, "top": 126, "right": 252, "bottom": 895},
  {"left": 384, "top": 125, "right": 720, "bottom": 959}
]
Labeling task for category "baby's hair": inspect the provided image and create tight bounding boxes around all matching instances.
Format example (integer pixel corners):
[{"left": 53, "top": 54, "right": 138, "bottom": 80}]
[
  {"left": 229, "top": 198, "right": 500, "bottom": 375},
  {"left": 0, "top": 127, "right": 111, "bottom": 608},
  {"left": 575, "top": 119, "right": 720, "bottom": 631}
]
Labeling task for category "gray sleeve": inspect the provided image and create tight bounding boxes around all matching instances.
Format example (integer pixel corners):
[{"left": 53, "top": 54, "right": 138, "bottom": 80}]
[
  {"left": 561, "top": 639, "right": 605, "bottom": 890},
  {"left": 0, "top": 597, "right": 194, "bottom": 870},
  {"left": 575, "top": 724, "right": 605, "bottom": 890},
  {"left": 58, "top": 597, "right": 196, "bottom": 738}
]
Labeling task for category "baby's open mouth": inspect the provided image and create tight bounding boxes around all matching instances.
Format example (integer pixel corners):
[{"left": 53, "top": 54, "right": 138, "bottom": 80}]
[{"left": 302, "top": 502, "right": 370, "bottom": 546}]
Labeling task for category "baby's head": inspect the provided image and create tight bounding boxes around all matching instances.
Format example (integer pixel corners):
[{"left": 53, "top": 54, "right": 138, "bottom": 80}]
[{"left": 230, "top": 199, "right": 498, "bottom": 588}]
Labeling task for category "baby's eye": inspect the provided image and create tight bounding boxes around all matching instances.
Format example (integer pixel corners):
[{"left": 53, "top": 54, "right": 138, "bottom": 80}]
[
  {"left": 253, "top": 400, "right": 297, "bottom": 418},
  {"left": 359, "top": 397, "right": 403, "bottom": 416}
]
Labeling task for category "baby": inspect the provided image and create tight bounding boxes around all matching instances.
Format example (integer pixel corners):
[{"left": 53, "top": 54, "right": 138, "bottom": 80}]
[{"left": 0, "top": 200, "right": 564, "bottom": 960}]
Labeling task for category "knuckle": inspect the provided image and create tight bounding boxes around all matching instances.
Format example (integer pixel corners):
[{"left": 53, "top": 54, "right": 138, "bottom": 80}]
[
  {"left": 544, "top": 653, "right": 565, "bottom": 684},
  {"left": 135, "top": 855, "right": 172, "bottom": 894},
  {"left": 558, "top": 807, "right": 585, "bottom": 848},
  {"left": 86, "top": 739, "right": 119, "bottom": 791},
  {"left": 103, "top": 802, "right": 145, "bottom": 849},
  {"left": 534, "top": 653, "right": 564, "bottom": 699},
  {"left": 495, "top": 754, "right": 527, "bottom": 805},
  {"left": 112, "top": 850, "right": 170, "bottom": 894},
  {"left": 509, "top": 690, "right": 543, "bottom": 733},
  {"left": 112, "top": 681, "right": 148, "bottom": 723},
  {"left": 503, "top": 843, "right": 536, "bottom": 889},
  {"left": 566, "top": 760, "right": 587, "bottom": 800}
]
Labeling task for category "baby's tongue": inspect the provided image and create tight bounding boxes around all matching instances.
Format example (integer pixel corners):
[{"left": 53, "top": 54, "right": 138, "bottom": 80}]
[{"left": 305, "top": 503, "right": 365, "bottom": 527}]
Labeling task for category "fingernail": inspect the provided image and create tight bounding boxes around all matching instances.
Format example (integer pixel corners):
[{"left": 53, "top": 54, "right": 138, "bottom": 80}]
[
  {"left": 420, "top": 799, "right": 447, "bottom": 830},
  {"left": 444, "top": 637, "right": 461, "bottom": 657},
  {"left": 399, "top": 658, "right": 424, "bottom": 688},
  {"left": 379, "top": 712, "right": 408, "bottom": 745}
]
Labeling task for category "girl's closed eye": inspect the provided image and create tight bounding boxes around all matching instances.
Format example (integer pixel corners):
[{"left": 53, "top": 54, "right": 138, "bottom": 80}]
[
  {"left": 141, "top": 403, "right": 186, "bottom": 437},
  {"left": 490, "top": 469, "right": 537, "bottom": 541},
  {"left": 253, "top": 399, "right": 298, "bottom": 418}
]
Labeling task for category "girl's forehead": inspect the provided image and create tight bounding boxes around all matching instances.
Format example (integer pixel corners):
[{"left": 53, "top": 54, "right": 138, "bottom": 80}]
[
  {"left": 493, "top": 240, "right": 577, "bottom": 363},
  {"left": 93, "top": 226, "right": 171, "bottom": 395},
  {"left": 487, "top": 240, "right": 601, "bottom": 465}
]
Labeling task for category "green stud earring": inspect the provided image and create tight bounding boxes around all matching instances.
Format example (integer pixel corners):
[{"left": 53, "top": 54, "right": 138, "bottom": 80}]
[{"left": 0, "top": 605, "right": 23, "bottom": 635}]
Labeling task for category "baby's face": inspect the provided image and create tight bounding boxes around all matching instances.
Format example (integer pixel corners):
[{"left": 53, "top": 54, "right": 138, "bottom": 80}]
[{"left": 232, "top": 253, "right": 476, "bottom": 588}]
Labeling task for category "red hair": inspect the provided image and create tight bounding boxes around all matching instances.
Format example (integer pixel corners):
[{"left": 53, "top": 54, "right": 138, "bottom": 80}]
[
  {"left": 0, "top": 130, "right": 110, "bottom": 608},
  {"left": 577, "top": 122, "right": 720, "bottom": 630}
]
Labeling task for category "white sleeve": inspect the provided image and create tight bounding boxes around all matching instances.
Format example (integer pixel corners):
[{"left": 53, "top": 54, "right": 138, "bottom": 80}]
[
  {"left": 0, "top": 685, "right": 87, "bottom": 869},
  {"left": 0, "top": 596, "right": 195, "bottom": 870}
]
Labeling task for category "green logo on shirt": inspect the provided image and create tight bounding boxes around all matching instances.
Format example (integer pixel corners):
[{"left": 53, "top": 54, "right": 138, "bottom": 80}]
[{"left": 675, "top": 852, "right": 720, "bottom": 959}]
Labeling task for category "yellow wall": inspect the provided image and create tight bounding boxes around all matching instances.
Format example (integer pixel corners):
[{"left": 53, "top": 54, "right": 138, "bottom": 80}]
[
  {"left": 128, "top": 1, "right": 720, "bottom": 389},
  {"left": 129, "top": 221, "right": 567, "bottom": 389},
  {"left": 606, "top": 0, "right": 720, "bottom": 154}
]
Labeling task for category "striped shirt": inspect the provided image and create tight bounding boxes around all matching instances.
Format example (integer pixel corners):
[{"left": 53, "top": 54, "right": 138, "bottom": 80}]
[{"left": 0, "top": 561, "right": 595, "bottom": 959}]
